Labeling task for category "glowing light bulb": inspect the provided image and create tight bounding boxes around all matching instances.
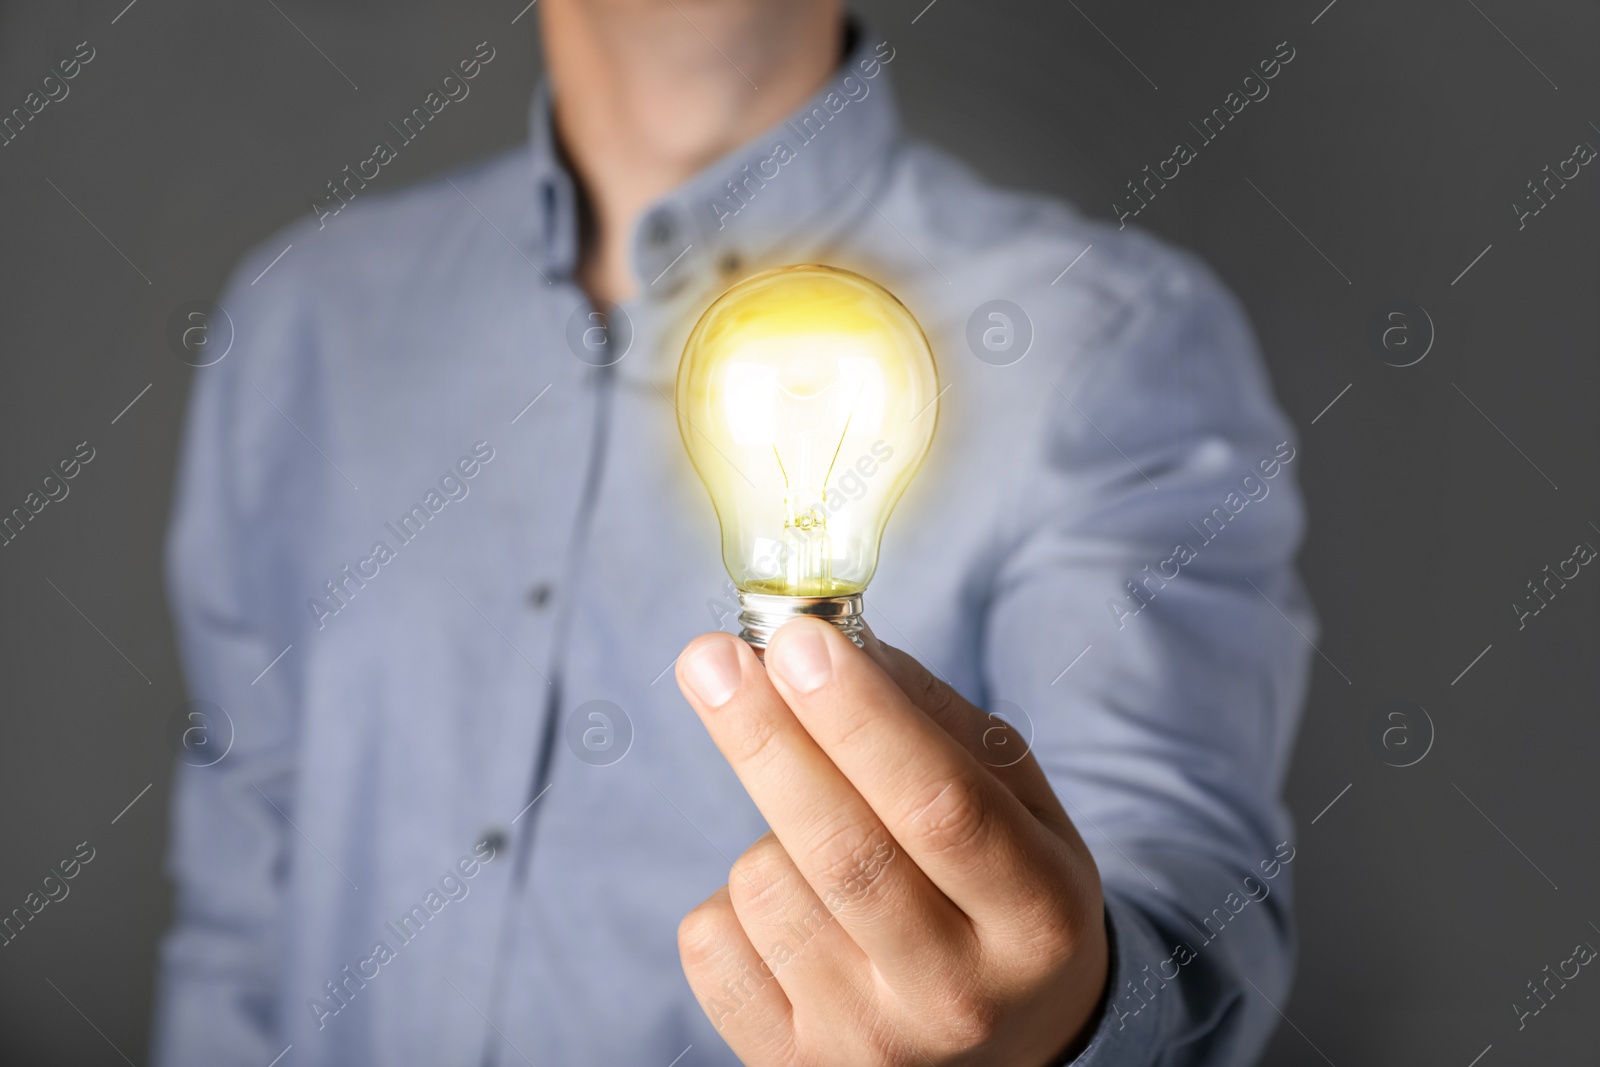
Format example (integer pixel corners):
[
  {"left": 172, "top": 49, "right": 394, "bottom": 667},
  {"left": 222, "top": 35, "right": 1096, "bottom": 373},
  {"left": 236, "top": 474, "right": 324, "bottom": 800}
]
[{"left": 676, "top": 264, "right": 939, "bottom": 648}]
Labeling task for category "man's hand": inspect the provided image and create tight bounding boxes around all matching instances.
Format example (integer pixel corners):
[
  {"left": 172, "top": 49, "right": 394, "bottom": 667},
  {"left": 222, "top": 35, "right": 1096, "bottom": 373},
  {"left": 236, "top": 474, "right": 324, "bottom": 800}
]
[{"left": 674, "top": 618, "right": 1110, "bottom": 1066}]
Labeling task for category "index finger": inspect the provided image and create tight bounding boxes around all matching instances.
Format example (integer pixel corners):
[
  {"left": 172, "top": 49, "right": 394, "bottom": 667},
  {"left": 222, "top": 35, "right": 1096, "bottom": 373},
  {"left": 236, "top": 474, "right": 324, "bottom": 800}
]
[{"left": 675, "top": 631, "right": 969, "bottom": 977}]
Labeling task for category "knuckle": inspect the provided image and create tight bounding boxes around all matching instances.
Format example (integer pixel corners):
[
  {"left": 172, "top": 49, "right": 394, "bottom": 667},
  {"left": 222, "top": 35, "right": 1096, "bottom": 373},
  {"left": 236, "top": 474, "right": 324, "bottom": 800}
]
[
  {"left": 1026, "top": 878, "right": 1100, "bottom": 963},
  {"left": 727, "top": 714, "right": 785, "bottom": 769},
  {"left": 823, "top": 701, "right": 878, "bottom": 756},
  {"left": 917, "top": 672, "right": 962, "bottom": 721},
  {"left": 911, "top": 774, "right": 992, "bottom": 861},
  {"left": 807, "top": 820, "right": 895, "bottom": 909},
  {"left": 677, "top": 898, "right": 732, "bottom": 970},
  {"left": 727, "top": 836, "right": 795, "bottom": 915},
  {"left": 978, "top": 715, "right": 1028, "bottom": 765},
  {"left": 936, "top": 985, "right": 1005, "bottom": 1049},
  {"left": 1037, "top": 889, "right": 1093, "bottom": 955},
  {"left": 859, "top": 1010, "right": 962, "bottom": 1067}
]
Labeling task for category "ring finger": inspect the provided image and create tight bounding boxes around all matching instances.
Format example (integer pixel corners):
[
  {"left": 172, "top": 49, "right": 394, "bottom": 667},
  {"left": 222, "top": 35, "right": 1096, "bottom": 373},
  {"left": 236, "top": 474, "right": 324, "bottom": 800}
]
[
  {"left": 678, "top": 884, "right": 795, "bottom": 1063},
  {"left": 725, "top": 832, "right": 869, "bottom": 1012}
]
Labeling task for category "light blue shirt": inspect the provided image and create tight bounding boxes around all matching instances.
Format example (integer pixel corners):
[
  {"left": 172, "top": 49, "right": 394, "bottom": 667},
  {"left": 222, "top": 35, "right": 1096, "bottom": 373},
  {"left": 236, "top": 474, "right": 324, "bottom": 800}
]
[{"left": 157, "top": 26, "right": 1313, "bottom": 1067}]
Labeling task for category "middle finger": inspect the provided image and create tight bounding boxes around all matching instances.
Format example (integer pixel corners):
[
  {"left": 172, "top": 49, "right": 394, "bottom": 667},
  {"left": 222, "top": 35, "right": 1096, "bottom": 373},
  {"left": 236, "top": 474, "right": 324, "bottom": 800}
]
[{"left": 677, "top": 631, "right": 969, "bottom": 978}]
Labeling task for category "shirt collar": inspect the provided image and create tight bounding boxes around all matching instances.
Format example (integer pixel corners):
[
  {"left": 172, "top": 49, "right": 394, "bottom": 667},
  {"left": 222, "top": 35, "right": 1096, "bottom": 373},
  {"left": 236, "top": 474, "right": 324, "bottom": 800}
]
[
  {"left": 524, "top": 21, "right": 902, "bottom": 300},
  {"left": 526, "top": 85, "right": 580, "bottom": 279}
]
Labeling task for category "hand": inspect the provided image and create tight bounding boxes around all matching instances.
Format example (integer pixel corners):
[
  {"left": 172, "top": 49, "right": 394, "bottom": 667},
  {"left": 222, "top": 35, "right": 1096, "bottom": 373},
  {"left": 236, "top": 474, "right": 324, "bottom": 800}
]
[{"left": 674, "top": 618, "right": 1109, "bottom": 1066}]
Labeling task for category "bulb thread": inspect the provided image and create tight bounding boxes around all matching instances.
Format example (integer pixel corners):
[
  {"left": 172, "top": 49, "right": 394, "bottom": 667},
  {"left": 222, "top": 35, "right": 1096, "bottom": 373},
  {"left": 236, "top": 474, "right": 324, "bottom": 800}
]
[{"left": 737, "top": 592, "right": 865, "bottom": 651}]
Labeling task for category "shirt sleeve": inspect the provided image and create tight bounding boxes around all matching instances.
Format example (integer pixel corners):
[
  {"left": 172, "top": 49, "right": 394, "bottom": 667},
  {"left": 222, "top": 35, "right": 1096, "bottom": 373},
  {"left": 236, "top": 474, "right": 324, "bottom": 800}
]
[
  {"left": 152, "top": 245, "right": 311, "bottom": 1066},
  {"left": 985, "top": 250, "right": 1313, "bottom": 1066}
]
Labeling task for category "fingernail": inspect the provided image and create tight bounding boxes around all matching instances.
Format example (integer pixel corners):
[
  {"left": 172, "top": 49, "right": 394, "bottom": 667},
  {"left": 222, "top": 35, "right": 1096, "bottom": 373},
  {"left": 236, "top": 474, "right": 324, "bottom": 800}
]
[
  {"left": 769, "top": 623, "right": 833, "bottom": 693},
  {"left": 681, "top": 639, "right": 743, "bottom": 708}
]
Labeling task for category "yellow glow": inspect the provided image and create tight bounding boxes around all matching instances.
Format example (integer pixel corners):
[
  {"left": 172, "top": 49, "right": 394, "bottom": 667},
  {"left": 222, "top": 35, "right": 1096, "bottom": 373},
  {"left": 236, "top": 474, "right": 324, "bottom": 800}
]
[{"left": 676, "top": 264, "right": 938, "bottom": 596}]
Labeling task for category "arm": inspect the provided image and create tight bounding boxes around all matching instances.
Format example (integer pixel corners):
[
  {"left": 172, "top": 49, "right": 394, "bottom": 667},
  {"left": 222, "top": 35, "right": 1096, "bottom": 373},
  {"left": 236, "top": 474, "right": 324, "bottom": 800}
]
[
  {"left": 152, "top": 251, "right": 308, "bottom": 1066},
  {"left": 989, "top": 252, "right": 1312, "bottom": 1063},
  {"left": 668, "top": 249, "right": 1310, "bottom": 1065}
]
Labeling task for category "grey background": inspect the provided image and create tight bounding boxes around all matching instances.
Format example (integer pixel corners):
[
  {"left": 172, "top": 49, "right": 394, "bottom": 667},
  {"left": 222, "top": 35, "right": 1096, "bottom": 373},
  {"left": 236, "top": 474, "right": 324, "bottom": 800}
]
[{"left": 1, "top": 0, "right": 1595, "bottom": 1063}]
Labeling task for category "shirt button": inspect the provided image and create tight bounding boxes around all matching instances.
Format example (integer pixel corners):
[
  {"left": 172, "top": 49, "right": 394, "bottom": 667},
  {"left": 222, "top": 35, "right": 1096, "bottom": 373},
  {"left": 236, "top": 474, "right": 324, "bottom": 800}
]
[
  {"left": 479, "top": 829, "right": 508, "bottom": 856},
  {"left": 643, "top": 209, "right": 677, "bottom": 248},
  {"left": 719, "top": 251, "right": 743, "bottom": 275},
  {"left": 527, "top": 582, "right": 554, "bottom": 609}
]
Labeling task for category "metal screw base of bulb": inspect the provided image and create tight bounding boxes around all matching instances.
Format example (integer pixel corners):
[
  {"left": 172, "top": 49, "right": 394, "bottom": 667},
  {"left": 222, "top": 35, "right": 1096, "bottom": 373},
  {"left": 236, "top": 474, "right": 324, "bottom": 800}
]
[{"left": 737, "top": 592, "right": 865, "bottom": 653}]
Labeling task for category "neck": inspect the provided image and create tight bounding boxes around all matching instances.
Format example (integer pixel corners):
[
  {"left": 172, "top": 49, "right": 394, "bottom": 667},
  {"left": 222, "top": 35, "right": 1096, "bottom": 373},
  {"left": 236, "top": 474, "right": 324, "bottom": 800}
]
[{"left": 541, "top": 0, "right": 842, "bottom": 305}]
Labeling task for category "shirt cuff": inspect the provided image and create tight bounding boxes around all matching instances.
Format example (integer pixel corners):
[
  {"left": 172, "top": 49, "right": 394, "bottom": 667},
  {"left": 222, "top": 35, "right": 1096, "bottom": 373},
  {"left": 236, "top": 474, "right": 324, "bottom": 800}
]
[{"left": 1063, "top": 892, "right": 1171, "bottom": 1066}]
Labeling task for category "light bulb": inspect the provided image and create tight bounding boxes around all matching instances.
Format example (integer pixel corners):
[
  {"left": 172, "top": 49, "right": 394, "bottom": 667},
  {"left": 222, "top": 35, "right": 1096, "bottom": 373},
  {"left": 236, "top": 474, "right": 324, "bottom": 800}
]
[{"left": 676, "top": 264, "right": 939, "bottom": 649}]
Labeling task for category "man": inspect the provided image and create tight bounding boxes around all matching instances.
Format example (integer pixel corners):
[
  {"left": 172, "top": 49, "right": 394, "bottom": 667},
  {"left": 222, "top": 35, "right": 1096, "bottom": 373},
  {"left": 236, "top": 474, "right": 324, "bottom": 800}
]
[{"left": 156, "top": 1, "right": 1312, "bottom": 1064}]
